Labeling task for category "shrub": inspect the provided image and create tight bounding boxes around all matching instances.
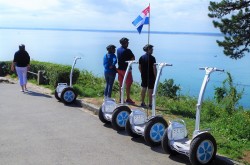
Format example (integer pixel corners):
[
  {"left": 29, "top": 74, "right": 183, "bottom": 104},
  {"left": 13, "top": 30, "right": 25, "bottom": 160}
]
[
  {"left": 160, "top": 95, "right": 197, "bottom": 118},
  {"left": 0, "top": 61, "right": 13, "bottom": 76},
  {"left": 0, "top": 60, "right": 80, "bottom": 88},
  {"left": 214, "top": 72, "right": 244, "bottom": 113},
  {"left": 76, "top": 70, "right": 104, "bottom": 97},
  {"left": 158, "top": 79, "right": 180, "bottom": 99}
]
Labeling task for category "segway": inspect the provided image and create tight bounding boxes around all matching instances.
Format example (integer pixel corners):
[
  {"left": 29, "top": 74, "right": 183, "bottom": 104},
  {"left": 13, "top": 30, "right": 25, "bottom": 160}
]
[
  {"left": 125, "top": 62, "right": 172, "bottom": 146},
  {"left": 55, "top": 57, "right": 81, "bottom": 104},
  {"left": 98, "top": 61, "right": 138, "bottom": 131},
  {"left": 161, "top": 67, "right": 224, "bottom": 165}
]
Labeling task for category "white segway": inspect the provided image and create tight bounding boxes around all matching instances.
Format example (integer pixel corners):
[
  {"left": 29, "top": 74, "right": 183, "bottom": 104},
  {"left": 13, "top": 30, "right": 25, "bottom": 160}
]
[
  {"left": 55, "top": 57, "right": 81, "bottom": 104},
  {"left": 98, "top": 61, "right": 138, "bottom": 131},
  {"left": 125, "top": 62, "right": 172, "bottom": 146},
  {"left": 161, "top": 67, "right": 224, "bottom": 165}
]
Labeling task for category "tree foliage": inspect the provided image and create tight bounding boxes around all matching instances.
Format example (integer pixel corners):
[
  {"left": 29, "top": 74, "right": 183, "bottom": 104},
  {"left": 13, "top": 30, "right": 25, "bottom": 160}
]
[
  {"left": 208, "top": 0, "right": 250, "bottom": 59},
  {"left": 214, "top": 72, "right": 243, "bottom": 113},
  {"left": 158, "top": 79, "right": 180, "bottom": 99}
]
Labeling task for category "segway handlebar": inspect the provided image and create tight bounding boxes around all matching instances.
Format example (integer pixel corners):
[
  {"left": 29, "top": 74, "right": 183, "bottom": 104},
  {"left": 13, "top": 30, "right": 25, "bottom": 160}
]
[
  {"left": 154, "top": 63, "right": 173, "bottom": 67},
  {"left": 74, "top": 56, "right": 82, "bottom": 59},
  {"left": 125, "top": 60, "right": 138, "bottom": 64},
  {"left": 199, "top": 67, "right": 224, "bottom": 72}
]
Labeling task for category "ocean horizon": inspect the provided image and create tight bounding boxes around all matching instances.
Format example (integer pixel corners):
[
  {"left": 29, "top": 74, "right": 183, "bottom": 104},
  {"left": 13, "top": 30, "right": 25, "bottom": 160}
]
[
  {"left": 1, "top": 28, "right": 249, "bottom": 108},
  {"left": 0, "top": 27, "right": 223, "bottom": 36}
]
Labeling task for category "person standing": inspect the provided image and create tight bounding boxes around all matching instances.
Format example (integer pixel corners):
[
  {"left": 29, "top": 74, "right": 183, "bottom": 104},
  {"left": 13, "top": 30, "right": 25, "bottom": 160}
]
[
  {"left": 117, "top": 37, "right": 135, "bottom": 104},
  {"left": 103, "top": 44, "right": 117, "bottom": 100},
  {"left": 11, "top": 44, "right": 30, "bottom": 92},
  {"left": 139, "top": 44, "right": 157, "bottom": 107}
]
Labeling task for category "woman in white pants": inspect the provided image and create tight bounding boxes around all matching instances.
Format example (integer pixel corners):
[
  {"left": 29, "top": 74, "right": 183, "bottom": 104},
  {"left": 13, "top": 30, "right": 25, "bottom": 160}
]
[
  {"left": 11, "top": 44, "right": 30, "bottom": 92},
  {"left": 15, "top": 66, "right": 29, "bottom": 91}
]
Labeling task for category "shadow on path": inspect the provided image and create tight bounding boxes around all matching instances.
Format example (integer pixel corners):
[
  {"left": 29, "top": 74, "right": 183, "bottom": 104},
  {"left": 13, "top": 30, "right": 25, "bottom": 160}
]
[
  {"left": 24, "top": 90, "right": 52, "bottom": 98},
  {"left": 65, "top": 99, "right": 83, "bottom": 108},
  {"left": 165, "top": 152, "right": 237, "bottom": 165},
  {"left": 53, "top": 99, "right": 83, "bottom": 108}
]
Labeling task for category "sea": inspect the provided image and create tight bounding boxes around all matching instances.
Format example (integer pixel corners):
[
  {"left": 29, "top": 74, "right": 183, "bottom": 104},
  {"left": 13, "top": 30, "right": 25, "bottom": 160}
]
[{"left": 1, "top": 28, "right": 249, "bottom": 109}]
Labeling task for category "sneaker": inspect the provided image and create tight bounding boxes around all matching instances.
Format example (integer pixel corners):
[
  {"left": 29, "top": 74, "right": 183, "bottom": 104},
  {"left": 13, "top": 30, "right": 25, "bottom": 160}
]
[
  {"left": 141, "top": 102, "right": 146, "bottom": 107},
  {"left": 126, "top": 98, "right": 135, "bottom": 105}
]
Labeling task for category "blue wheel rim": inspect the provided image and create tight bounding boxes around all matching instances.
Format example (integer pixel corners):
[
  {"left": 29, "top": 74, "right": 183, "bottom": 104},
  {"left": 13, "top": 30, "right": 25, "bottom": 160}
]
[
  {"left": 63, "top": 90, "right": 75, "bottom": 102},
  {"left": 116, "top": 111, "right": 129, "bottom": 127},
  {"left": 197, "top": 140, "right": 214, "bottom": 164},
  {"left": 150, "top": 123, "right": 165, "bottom": 142}
]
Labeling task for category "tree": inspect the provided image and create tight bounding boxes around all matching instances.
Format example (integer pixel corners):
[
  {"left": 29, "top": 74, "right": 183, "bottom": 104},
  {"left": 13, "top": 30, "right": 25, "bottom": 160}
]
[
  {"left": 214, "top": 72, "right": 243, "bottom": 113},
  {"left": 158, "top": 79, "right": 180, "bottom": 99},
  {"left": 208, "top": 0, "right": 250, "bottom": 59}
]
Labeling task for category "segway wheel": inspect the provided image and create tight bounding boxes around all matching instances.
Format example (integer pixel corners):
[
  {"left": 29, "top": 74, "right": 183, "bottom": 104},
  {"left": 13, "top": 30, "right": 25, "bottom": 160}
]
[
  {"left": 161, "top": 129, "right": 178, "bottom": 155},
  {"left": 189, "top": 132, "right": 217, "bottom": 165},
  {"left": 144, "top": 116, "right": 168, "bottom": 147},
  {"left": 98, "top": 106, "right": 111, "bottom": 124},
  {"left": 61, "top": 87, "right": 77, "bottom": 104},
  {"left": 54, "top": 89, "right": 61, "bottom": 101},
  {"left": 111, "top": 106, "right": 131, "bottom": 131},
  {"left": 125, "top": 119, "right": 141, "bottom": 138}
]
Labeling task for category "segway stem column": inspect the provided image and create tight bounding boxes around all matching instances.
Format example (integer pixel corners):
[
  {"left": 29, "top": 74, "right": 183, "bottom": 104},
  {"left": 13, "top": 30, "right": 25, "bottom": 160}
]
[
  {"left": 120, "top": 61, "right": 138, "bottom": 104},
  {"left": 152, "top": 63, "right": 172, "bottom": 116},
  {"left": 69, "top": 57, "right": 81, "bottom": 87},
  {"left": 193, "top": 67, "right": 224, "bottom": 137}
]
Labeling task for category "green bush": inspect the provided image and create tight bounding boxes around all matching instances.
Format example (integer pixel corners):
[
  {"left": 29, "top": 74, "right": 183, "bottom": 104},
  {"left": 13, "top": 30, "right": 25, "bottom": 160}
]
[
  {"left": 200, "top": 99, "right": 220, "bottom": 122},
  {"left": 76, "top": 70, "right": 104, "bottom": 97},
  {"left": 0, "top": 61, "right": 13, "bottom": 76},
  {"left": 158, "top": 79, "right": 181, "bottom": 99},
  {"left": 159, "top": 95, "right": 196, "bottom": 118},
  {"left": 214, "top": 72, "right": 244, "bottom": 113},
  {"left": 0, "top": 60, "right": 80, "bottom": 88},
  {"left": 31, "top": 61, "right": 80, "bottom": 87}
]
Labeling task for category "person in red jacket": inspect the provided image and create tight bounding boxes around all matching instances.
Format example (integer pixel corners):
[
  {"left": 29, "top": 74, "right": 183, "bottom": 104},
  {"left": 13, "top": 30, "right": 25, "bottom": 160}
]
[{"left": 116, "top": 37, "right": 135, "bottom": 104}]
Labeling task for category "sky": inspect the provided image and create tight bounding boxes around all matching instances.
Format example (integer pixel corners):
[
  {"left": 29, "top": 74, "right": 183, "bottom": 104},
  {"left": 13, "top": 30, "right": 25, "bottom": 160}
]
[{"left": 0, "top": 0, "right": 221, "bottom": 33}]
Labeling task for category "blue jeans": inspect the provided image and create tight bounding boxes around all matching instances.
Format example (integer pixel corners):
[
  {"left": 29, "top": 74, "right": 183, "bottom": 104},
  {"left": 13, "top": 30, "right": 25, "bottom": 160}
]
[{"left": 104, "top": 72, "right": 116, "bottom": 97}]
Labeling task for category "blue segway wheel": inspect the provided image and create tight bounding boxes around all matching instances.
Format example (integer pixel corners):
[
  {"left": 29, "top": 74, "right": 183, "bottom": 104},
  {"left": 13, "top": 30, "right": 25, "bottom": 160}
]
[
  {"left": 111, "top": 106, "right": 131, "bottom": 131},
  {"left": 144, "top": 116, "right": 168, "bottom": 146},
  {"left": 61, "top": 87, "right": 77, "bottom": 104},
  {"left": 189, "top": 132, "right": 217, "bottom": 165}
]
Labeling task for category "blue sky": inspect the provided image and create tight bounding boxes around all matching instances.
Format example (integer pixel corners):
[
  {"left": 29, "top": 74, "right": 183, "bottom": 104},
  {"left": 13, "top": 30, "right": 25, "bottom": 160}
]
[{"left": 0, "top": 0, "right": 220, "bottom": 33}]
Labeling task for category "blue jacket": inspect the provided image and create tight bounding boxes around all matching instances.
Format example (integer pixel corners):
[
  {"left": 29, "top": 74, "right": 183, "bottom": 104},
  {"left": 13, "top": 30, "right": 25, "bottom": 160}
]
[{"left": 103, "top": 53, "right": 117, "bottom": 73}]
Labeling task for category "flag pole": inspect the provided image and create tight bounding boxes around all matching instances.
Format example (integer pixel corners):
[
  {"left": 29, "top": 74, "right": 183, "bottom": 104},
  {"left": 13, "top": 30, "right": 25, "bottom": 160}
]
[
  {"left": 147, "top": 3, "right": 150, "bottom": 46},
  {"left": 146, "top": 3, "right": 150, "bottom": 117}
]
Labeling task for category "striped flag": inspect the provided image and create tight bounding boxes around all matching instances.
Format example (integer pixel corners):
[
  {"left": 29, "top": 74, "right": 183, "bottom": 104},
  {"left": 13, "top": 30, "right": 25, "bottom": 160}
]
[{"left": 132, "top": 6, "right": 150, "bottom": 34}]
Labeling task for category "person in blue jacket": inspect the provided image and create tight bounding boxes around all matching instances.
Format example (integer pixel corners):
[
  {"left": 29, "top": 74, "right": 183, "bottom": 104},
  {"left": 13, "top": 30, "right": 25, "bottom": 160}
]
[{"left": 103, "top": 44, "right": 117, "bottom": 99}]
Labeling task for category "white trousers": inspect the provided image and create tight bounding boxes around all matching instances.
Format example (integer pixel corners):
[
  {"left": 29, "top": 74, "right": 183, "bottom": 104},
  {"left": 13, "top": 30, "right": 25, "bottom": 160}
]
[{"left": 15, "top": 66, "right": 28, "bottom": 86}]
